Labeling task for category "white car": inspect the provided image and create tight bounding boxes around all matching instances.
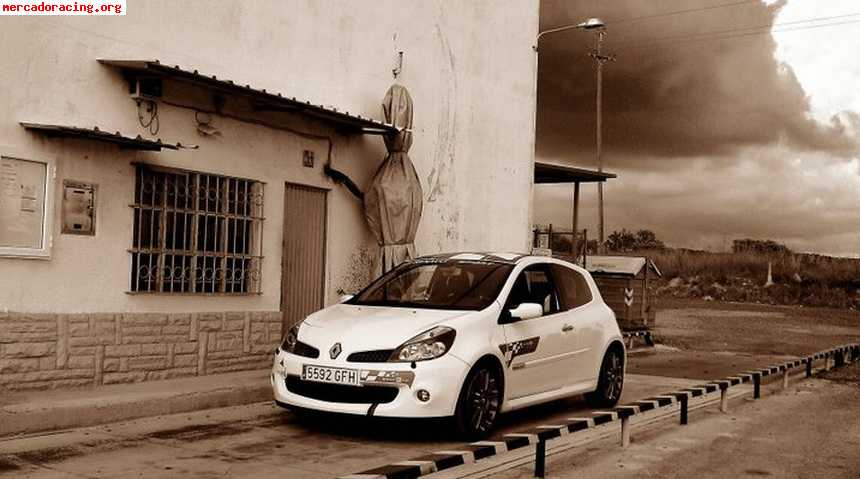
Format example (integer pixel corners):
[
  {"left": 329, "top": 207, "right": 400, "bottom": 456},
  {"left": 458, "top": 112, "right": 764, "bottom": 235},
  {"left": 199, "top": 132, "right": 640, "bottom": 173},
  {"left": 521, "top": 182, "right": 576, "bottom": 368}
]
[{"left": 272, "top": 252, "right": 625, "bottom": 438}]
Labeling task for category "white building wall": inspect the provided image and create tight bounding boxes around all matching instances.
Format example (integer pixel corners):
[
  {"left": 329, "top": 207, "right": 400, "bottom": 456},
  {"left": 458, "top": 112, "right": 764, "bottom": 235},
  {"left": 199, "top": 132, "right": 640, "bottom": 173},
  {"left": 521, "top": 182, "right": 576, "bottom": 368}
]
[{"left": 0, "top": 0, "right": 539, "bottom": 314}]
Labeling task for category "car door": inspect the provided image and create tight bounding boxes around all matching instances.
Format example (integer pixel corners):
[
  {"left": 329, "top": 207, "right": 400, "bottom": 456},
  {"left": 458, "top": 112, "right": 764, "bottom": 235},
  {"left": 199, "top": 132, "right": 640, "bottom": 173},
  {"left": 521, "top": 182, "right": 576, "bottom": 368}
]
[
  {"left": 501, "top": 263, "right": 573, "bottom": 399},
  {"left": 550, "top": 263, "right": 600, "bottom": 385}
]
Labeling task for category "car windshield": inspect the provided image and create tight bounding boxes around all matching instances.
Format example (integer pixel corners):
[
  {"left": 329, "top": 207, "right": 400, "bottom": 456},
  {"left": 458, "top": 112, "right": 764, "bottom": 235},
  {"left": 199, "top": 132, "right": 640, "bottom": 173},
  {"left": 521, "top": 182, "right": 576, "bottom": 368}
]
[{"left": 348, "top": 261, "right": 514, "bottom": 310}]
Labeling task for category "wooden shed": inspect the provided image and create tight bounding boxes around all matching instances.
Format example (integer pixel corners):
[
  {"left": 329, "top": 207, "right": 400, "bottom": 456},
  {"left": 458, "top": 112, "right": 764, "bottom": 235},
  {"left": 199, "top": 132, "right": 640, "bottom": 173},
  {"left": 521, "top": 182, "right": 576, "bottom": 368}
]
[{"left": 585, "top": 256, "right": 661, "bottom": 331}]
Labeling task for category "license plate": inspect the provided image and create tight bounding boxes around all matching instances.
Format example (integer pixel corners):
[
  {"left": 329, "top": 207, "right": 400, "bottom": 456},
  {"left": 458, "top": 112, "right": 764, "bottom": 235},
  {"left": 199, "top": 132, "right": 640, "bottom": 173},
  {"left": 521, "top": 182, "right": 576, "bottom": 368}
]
[{"left": 302, "top": 364, "right": 360, "bottom": 386}]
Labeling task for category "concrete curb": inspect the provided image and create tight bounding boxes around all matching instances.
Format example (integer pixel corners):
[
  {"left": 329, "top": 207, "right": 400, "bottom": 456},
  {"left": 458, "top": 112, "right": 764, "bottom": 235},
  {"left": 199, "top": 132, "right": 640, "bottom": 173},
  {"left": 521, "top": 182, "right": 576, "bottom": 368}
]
[
  {"left": 342, "top": 343, "right": 860, "bottom": 479},
  {"left": 0, "top": 370, "right": 272, "bottom": 438},
  {"left": 431, "top": 385, "right": 751, "bottom": 479}
]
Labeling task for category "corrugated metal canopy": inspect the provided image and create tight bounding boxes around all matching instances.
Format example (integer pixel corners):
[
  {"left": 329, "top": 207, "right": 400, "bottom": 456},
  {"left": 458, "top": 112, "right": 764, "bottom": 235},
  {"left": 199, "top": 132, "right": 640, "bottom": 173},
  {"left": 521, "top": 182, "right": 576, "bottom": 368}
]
[
  {"left": 98, "top": 59, "right": 398, "bottom": 135},
  {"left": 21, "top": 122, "right": 187, "bottom": 151},
  {"left": 535, "top": 161, "right": 617, "bottom": 184}
]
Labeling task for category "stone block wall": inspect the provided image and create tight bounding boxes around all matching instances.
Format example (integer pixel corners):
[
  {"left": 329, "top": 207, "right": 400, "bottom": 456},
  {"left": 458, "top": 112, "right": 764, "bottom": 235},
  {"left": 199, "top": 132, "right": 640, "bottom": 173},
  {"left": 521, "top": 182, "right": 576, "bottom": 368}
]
[{"left": 0, "top": 311, "right": 282, "bottom": 391}]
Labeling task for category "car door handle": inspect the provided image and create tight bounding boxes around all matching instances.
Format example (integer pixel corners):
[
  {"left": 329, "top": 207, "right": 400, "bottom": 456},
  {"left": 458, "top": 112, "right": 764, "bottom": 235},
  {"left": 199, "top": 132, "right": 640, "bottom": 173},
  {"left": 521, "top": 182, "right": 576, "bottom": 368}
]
[{"left": 562, "top": 324, "right": 574, "bottom": 332}]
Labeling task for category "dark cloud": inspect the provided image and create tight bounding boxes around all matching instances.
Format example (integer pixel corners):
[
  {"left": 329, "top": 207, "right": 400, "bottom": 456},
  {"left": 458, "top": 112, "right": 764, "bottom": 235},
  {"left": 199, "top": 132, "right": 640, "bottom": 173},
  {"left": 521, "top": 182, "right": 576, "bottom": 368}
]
[
  {"left": 537, "top": 0, "right": 858, "bottom": 166},
  {"left": 534, "top": 151, "right": 860, "bottom": 255}
]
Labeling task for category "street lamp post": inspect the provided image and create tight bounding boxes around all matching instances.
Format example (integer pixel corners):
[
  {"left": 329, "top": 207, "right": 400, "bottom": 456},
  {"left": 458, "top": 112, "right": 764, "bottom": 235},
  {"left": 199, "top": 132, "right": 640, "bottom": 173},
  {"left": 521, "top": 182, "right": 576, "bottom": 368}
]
[{"left": 535, "top": 17, "right": 613, "bottom": 252}]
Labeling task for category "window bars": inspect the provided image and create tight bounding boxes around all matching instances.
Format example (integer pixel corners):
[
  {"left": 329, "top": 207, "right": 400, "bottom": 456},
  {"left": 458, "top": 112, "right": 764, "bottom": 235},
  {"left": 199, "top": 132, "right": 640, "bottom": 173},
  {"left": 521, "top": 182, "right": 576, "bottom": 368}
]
[{"left": 130, "top": 165, "right": 264, "bottom": 294}]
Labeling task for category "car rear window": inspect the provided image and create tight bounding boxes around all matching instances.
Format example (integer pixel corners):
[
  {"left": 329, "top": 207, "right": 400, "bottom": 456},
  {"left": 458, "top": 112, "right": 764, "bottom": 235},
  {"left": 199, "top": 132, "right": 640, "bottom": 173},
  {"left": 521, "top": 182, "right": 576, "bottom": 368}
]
[
  {"left": 550, "top": 264, "right": 593, "bottom": 310},
  {"left": 349, "top": 261, "right": 514, "bottom": 310}
]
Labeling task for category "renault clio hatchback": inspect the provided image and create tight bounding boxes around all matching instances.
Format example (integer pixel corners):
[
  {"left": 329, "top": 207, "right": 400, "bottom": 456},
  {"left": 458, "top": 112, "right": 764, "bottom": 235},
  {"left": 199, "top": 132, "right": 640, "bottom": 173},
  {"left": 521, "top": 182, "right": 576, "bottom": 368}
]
[{"left": 272, "top": 252, "right": 625, "bottom": 438}]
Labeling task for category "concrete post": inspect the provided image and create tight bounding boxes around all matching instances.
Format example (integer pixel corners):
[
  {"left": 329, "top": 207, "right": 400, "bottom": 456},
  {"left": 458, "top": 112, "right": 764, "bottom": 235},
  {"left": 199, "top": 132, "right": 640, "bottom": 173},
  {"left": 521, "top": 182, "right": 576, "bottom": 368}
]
[
  {"left": 782, "top": 369, "right": 789, "bottom": 389},
  {"left": 621, "top": 416, "right": 631, "bottom": 447},
  {"left": 534, "top": 438, "right": 546, "bottom": 478},
  {"left": 679, "top": 395, "right": 688, "bottom": 425},
  {"left": 753, "top": 373, "right": 761, "bottom": 399},
  {"left": 720, "top": 388, "right": 729, "bottom": 413}
]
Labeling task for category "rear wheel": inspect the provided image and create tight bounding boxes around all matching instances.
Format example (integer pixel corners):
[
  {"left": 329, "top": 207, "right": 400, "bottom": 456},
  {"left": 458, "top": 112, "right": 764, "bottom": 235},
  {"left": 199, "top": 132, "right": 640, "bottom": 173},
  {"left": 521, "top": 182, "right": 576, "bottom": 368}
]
[
  {"left": 454, "top": 365, "right": 502, "bottom": 440},
  {"left": 585, "top": 347, "right": 624, "bottom": 408}
]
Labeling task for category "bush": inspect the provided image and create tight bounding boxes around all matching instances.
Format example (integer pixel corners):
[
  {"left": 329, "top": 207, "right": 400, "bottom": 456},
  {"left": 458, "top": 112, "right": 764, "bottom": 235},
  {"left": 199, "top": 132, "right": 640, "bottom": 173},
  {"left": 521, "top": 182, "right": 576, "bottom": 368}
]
[
  {"left": 606, "top": 229, "right": 665, "bottom": 252},
  {"left": 642, "top": 248, "right": 860, "bottom": 309},
  {"left": 733, "top": 238, "right": 792, "bottom": 254}
]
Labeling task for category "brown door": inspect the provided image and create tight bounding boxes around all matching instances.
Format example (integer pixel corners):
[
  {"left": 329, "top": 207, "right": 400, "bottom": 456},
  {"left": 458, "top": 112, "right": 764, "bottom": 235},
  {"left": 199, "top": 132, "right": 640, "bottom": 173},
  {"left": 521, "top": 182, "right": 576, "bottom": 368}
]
[{"left": 281, "top": 183, "right": 327, "bottom": 330}]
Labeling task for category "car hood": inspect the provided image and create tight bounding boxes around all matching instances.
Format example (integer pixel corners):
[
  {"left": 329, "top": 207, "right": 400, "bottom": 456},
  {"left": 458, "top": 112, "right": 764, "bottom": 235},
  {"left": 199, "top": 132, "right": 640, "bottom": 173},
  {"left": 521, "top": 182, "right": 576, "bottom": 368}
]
[{"left": 299, "top": 304, "right": 472, "bottom": 353}]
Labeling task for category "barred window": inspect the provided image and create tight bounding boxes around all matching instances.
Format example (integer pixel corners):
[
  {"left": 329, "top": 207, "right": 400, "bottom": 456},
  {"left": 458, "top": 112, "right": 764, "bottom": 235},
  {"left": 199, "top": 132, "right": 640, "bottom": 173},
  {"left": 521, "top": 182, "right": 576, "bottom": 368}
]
[{"left": 130, "top": 165, "right": 264, "bottom": 294}]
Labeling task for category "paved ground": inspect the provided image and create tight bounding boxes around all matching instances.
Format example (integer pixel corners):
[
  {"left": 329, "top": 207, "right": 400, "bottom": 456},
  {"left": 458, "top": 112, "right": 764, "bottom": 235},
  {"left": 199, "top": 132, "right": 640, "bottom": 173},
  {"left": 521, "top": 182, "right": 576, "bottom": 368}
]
[
  {"left": 1, "top": 300, "right": 855, "bottom": 478},
  {"left": 630, "top": 300, "right": 860, "bottom": 381},
  {"left": 0, "top": 370, "right": 271, "bottom": 437},
  {"left": 0, "top": 373, "right": 701, "bottom": 478},
  {"left": 495, "top": 362, "right": 860, "bottom": 479}
]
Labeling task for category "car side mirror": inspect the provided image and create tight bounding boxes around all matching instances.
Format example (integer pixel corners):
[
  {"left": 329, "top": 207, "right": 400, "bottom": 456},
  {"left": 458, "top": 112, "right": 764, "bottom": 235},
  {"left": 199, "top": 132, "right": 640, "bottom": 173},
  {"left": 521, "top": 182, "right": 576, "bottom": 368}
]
[
  {"left": 339, "top": 294, "right": 354, "bottom": 303},
  {"left": 500, "top": 303, "right": 543, "bottom": 324}
]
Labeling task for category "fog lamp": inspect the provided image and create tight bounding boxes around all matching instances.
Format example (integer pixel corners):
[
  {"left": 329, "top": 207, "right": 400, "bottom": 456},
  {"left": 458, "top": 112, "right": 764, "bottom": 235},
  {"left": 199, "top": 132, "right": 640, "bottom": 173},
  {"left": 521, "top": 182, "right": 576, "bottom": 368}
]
[{"left": 416, "top": 389, "right": 431, "bottom": 402}]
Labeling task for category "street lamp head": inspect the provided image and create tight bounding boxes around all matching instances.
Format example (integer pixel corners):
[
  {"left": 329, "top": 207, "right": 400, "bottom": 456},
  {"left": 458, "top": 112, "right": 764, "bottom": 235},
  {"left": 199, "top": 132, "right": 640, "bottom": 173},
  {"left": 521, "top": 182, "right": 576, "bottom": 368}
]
[
  {"left": 534, "top": 16, "right": 606, "bottom": 49},
  {"left": 577, "top": 18, "right": 605, "bottom": 30}
]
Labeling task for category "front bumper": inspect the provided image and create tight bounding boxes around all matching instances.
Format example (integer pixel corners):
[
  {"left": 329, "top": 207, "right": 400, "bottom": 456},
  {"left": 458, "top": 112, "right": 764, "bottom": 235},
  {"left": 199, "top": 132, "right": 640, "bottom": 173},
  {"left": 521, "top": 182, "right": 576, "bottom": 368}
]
[{"left": 271, "top": 348, "right": 470, "bottom": 418}]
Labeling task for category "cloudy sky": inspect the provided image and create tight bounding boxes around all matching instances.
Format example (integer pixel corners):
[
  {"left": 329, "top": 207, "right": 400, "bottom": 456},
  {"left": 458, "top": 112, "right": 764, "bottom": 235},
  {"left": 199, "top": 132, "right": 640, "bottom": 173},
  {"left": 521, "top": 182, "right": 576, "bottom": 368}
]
[{"left": 534, "top": 0, "right": 860, "bottom": 256}]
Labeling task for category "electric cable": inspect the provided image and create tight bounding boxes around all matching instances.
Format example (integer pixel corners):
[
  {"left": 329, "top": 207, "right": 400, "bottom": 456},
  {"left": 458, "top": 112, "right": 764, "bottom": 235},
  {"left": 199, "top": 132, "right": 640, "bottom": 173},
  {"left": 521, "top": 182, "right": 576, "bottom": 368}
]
[
  {"left": 137, "top": 99, "right": 160, "bottom": 135},
  {"left": 611, "top": 12, "right": 860, "bottom": 48},
  {"left": 609, "top": 0, "right": 761, "bottom": 25},
  {"left": 158, "top": 98, "right": 365, "bottom": 201},
  {"left": 617, "top": 17, "right": 860, "bottom": 53},
  {"left": 539, "top": 0, "right": 760, "bottom": 42}
]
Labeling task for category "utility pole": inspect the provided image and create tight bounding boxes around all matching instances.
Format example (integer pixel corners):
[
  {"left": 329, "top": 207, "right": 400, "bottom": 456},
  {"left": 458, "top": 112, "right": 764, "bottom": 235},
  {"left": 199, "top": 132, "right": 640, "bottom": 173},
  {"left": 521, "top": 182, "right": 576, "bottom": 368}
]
[
  {"left": 589, "top": 29, "right": 614, "bottom": 252},
  {"left": 534, "top": 17, "right": 608, "bottom": 253}
]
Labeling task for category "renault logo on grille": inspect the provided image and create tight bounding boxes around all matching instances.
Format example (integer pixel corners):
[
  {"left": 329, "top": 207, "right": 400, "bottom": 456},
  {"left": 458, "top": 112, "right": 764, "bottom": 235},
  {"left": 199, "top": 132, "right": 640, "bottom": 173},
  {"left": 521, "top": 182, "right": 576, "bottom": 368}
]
[{"left": 330, "top": 342, "right": 342, "bottom": 360}]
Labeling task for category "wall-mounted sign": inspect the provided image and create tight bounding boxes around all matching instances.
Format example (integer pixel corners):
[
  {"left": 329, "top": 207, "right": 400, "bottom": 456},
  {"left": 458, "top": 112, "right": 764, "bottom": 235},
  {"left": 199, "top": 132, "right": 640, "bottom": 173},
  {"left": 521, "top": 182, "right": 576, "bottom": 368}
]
[
  {"left": 62, "top": 180, "right": 96, "bottom": 236},
  {"left": 0, "top": 156, "right": 48, "bottom": 254}
]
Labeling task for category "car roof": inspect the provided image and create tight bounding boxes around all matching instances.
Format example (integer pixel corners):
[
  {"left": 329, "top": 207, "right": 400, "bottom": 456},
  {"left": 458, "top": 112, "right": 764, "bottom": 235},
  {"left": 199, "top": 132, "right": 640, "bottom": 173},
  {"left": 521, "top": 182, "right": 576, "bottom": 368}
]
[
  {"left": 411, "top": 252, "right": 576, "bottom": 266},
  {"left": 412, "top": 252, "right": 525, "bottom": 265}
]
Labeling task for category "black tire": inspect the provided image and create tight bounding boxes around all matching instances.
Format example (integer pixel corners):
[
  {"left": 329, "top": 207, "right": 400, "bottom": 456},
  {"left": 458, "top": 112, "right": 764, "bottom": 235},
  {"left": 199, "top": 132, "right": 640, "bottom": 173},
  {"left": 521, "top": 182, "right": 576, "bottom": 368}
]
[
  {"left": 454, "top": 364, "right": 502, "bottom": 440},
  {"left": 585, "top": 347, "right": 624, "bottom": 408}
]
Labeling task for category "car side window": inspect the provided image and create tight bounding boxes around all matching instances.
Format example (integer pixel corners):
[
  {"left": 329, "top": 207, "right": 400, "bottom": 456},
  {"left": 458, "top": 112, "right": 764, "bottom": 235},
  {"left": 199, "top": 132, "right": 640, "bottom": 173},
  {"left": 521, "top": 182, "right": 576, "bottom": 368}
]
[
  {"left": 504, "top": 265, "right": 561, "bottom": 315},
  {"left": 550, "top": 264, "right": 593, "bottom": 311}
]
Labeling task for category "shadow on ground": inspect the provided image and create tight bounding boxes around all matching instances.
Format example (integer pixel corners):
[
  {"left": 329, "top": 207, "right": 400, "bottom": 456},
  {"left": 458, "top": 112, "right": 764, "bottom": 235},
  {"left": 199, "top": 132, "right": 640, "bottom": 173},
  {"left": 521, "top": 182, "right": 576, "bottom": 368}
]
[{"left": 276, "top": 395, "right": 587, "bottom": 442}]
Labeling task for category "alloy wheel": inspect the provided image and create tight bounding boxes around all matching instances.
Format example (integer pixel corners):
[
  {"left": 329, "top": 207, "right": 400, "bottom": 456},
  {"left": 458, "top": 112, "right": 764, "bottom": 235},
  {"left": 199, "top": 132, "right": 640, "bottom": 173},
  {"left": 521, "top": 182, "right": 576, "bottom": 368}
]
[
  {"left": 465, "top": 368, "right": 500, "bottom": 434},
  {"left": 603, "top": 350, "right": 624, "bottom": 402}
]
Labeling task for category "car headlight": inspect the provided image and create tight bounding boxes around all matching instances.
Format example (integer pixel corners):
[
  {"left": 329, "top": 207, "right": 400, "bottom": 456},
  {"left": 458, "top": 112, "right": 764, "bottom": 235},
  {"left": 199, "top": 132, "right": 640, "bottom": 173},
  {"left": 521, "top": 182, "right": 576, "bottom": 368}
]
[
  {"left": 390, "top": 326, "right": 456, "bottom": 362},
  {"left": 281, "top": 323, "right": 300, "bottom": 353}
]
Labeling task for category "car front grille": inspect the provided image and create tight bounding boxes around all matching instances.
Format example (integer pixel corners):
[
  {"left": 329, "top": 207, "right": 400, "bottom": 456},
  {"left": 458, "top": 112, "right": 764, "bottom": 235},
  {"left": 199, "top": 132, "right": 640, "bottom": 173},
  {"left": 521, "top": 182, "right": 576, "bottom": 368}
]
[
  {"left": 346, "top": 349, "right": 395, "bottom": 363},
  {"left": 293, "top": 341, "right": 320, "bottom": 359},
  {"left": 285, "top": 376, "right": 399, "bottom": 404}
]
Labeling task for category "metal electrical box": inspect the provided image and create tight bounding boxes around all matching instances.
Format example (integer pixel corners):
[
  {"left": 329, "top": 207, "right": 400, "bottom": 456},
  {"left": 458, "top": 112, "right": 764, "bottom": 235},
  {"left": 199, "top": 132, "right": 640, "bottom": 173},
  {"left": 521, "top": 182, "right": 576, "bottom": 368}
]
[
  {"left": 61, "top": 180, "right": 96, "bottom": 235},
  {"left": 302, "top": 150, "right": 315, "bottom": 168}
]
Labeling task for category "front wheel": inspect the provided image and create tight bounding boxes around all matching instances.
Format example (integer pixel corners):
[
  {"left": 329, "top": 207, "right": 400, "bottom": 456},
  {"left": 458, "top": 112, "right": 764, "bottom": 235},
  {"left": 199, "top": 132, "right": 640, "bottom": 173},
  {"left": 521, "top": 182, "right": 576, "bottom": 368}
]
[
  {"left": 454, "top": 365, "right": 502, "bottom": 440},
  {"left": 585, "top": 347, "right": 624, "bottom": 408}
]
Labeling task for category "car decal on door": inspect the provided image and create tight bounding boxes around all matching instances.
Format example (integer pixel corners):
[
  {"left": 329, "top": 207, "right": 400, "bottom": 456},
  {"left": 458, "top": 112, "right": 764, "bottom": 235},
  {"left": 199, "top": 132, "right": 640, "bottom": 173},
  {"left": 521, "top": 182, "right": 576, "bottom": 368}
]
[{"left": 499, "top": 337, "right": 540, "bottom": 367}]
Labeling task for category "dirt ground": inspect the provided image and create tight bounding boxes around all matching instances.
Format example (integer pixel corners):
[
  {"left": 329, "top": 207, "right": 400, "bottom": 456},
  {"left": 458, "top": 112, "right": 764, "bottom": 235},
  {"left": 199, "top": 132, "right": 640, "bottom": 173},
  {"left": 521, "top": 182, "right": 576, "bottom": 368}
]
[
  {"left": 488, "top": 299, "right": 860, "bottom": 479},
  {"left": 629, "top": 299, "right": 860, "bottom": 380},
  {"left": 497, "top": 362, "right": 860, "bottom": 479}
]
